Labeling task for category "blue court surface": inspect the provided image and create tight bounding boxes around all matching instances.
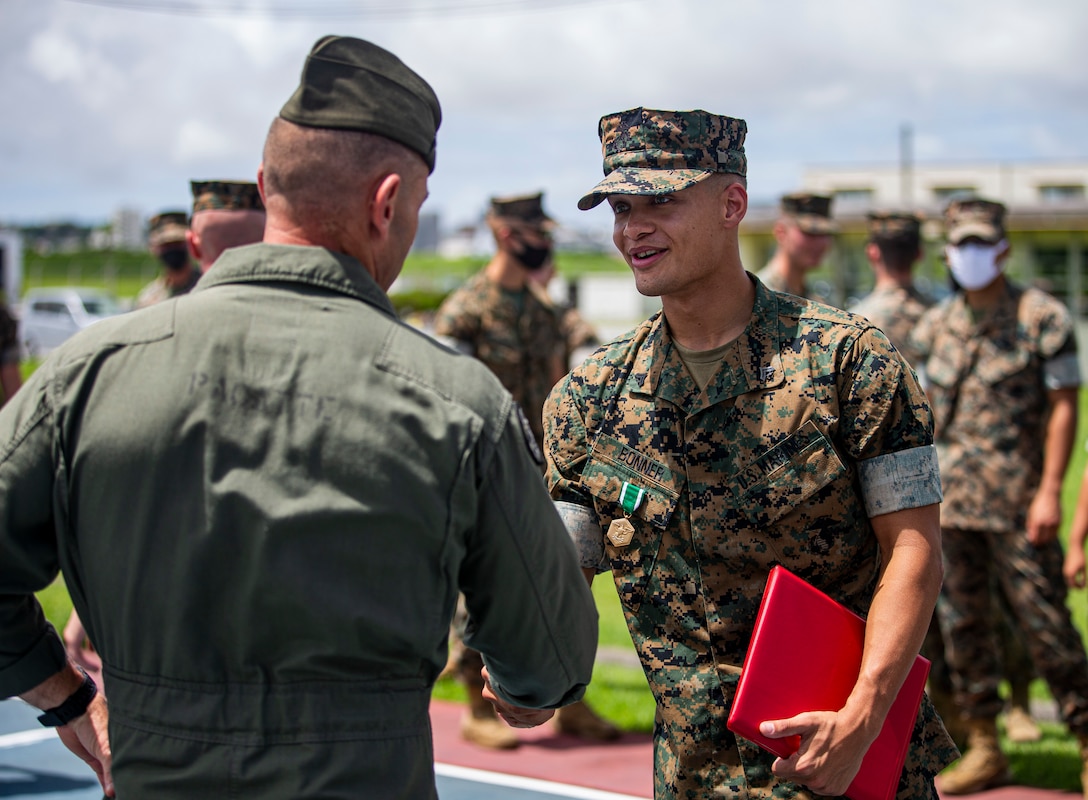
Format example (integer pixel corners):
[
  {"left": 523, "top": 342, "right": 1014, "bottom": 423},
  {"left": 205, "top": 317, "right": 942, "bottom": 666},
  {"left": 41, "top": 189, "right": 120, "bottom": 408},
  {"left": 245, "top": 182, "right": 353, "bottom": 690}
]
[{"left": 0, "top": 699, "right": 643, "bottom": 800}]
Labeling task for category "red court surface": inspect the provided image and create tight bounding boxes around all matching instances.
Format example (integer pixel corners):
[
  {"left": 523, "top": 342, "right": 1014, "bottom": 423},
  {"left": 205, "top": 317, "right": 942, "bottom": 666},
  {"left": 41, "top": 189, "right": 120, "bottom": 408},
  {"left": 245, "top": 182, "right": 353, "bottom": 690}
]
[
  {"left": 430, "top": 699, "right": 654, "bottom": 798},
  {"left": 429, "top": 699, "right": 1080, "bottom": 800}
]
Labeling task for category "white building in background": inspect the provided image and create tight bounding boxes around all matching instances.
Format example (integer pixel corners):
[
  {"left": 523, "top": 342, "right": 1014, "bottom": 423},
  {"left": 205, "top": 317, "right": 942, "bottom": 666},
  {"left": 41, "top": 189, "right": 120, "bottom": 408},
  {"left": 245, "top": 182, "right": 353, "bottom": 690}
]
[
  {"left": 801, "top": 160, "right": 1088, "bottom": 212},
  {"left": 739, "top": 159, "right": 1088, "bottom": 314},
  {"left": 111, "top": 207, "right": 145, "bottom": 250}
]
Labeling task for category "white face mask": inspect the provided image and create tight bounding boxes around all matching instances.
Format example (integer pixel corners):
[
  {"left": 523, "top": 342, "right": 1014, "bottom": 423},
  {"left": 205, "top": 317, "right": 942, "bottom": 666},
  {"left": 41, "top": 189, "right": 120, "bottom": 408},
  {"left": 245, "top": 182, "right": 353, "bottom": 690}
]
[{"left": 946, "top": 240, "right": 1006, "bottom": 291}]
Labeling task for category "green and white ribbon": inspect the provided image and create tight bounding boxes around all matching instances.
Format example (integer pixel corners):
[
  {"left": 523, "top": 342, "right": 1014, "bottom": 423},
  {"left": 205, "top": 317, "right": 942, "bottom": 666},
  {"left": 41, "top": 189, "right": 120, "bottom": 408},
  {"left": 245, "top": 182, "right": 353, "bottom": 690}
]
[{"left": 620, "top": 481, "right": 645, "bottom": 516}]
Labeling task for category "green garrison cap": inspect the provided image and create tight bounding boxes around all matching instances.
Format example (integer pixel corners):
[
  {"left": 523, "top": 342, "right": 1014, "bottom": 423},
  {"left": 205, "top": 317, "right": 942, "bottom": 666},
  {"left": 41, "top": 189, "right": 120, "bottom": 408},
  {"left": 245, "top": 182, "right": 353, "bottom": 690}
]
[
  {"left": 578, "top": 107, "right": 747, "bottom": 211},
  {"left": 867, "top": 210, "right": 922, "bottom": 243},
  {"left": 148, "top": 211, "right": 189, "bottom": 248},
  {"left": 781, "top": 192, "right": 837, "bottom": 235},
  {"left": 944, "top": 197, "right": 1006, "bottom": 245},
  {"left": 279, "top": 35, "right": 442, "bottom": 173},
  {"left": 190, "top": 180, "right": 264, "bottom": 214}
]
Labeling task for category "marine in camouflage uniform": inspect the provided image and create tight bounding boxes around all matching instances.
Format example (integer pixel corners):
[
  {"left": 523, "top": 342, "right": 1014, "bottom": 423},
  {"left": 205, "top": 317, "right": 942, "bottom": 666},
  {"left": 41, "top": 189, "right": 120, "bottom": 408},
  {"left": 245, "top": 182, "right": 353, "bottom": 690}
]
[
  {"left": 848, "top": 212, "right": 932, "bottom": 369},
  {"left": 136, "top": 210, "right": 202, "bottom": 308},
  {"left": 0, "top": 301, "right": 21, "bottom": 405},
  {"left": 188, "top": 180, "right": 267, "bottom": 271},
  {"left": 433, "top": 193, "right": 619, "bottom": 747},
  {"left": 911, "top": 197, "right": 1088, "bottom": 795},
  {"left": 545, "top": 107, "right": 956, "bottom": 799},
  {"left": 755, "top": 193, "right": 836, "bottom": 301}
]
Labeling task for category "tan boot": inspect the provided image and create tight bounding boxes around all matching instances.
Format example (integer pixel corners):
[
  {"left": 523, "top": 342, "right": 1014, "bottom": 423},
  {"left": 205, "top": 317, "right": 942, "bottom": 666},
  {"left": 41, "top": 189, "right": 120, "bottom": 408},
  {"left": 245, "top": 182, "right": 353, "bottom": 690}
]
[
  {"left": 936, "top": 719, "right": 1011, "bottom": 795},
  {"left": 554, "top": 699, "right": 621, "bottom": 741},
  {"left": 460, "top": 682, "right": 519, "bottom": 750},
  {"left": 1004, "top": 703, "right": 1042, "bottom": 743}
]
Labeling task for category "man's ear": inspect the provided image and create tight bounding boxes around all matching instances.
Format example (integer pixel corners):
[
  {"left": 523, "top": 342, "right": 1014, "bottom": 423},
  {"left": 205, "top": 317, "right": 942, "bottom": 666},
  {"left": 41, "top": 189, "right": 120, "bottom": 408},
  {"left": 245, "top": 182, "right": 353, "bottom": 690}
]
[
  {"left": 370, "top": 172, "right": 403, "bottom": 242},
  {"left": 865, "top": 242, "right": 881, "bottom": 264},
  {"left": 186, "top": 229, "right": 202, "bottom": 263},
  {"left": 722, "top": 181, "right": 748, "bottom": 227},
  {"left": 256, "top": 164, "right": 269, "bottom": 206}
]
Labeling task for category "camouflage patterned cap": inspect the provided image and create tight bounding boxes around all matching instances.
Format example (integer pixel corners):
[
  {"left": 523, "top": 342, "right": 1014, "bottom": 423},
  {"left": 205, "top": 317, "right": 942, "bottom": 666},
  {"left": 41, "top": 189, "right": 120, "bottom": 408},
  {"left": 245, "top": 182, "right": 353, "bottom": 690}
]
[
  {"left": 190, "top": 180, "right": 265, "bottom": 214},
  {"left": 279, "top": 35, "right": 442, "bottom": 173},
  {"left": 577, "top": 107, "right": 747, "bottom": 211},
  {"left": 148, "top": 211, "right": 189, "bottom": 248},
  {"left": 944, "top": 197, "right": 1006, "bottom": 245},
  {"left": 867, "top": 210, "right": 922, "bottom": 243},
  {"left": 488, "top": 192, "right": 555, "bottom": 230},
  {"left": 781, "top": 192, "right": 837, "bottom": 235}
]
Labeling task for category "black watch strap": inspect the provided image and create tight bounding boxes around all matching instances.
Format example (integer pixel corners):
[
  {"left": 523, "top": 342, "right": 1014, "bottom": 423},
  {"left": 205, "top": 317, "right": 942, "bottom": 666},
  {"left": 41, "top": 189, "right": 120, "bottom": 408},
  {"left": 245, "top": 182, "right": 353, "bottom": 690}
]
[{"left": 37, "top": 667, "right": 98, "bottom": 727}]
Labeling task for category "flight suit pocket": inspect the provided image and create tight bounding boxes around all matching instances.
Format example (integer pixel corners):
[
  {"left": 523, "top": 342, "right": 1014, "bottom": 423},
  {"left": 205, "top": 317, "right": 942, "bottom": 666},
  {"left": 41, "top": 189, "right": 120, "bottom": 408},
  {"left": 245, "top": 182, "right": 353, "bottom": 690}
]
[
  {"left": 730, "top": 419, "right": 846, "bottom": 529},
  {"left": 582, "top": 435, "right": 683, "bottom": 614}
]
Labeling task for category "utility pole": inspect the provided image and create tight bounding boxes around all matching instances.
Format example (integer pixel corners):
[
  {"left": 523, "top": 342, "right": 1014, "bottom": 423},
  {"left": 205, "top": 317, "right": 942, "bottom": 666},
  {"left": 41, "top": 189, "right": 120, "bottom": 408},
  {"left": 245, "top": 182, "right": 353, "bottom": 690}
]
[{"left": 899, "top": 123, "right": 914, "bottom": 207}]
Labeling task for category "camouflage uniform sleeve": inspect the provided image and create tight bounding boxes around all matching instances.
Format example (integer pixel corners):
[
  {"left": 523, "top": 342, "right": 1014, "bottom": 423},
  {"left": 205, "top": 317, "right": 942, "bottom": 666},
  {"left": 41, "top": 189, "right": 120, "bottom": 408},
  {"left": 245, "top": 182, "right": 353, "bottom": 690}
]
[
  {"left": 838, "top": 326, "right": 942, "bottom": 517},
  {"left": 432, "top": 288, "right": 479, "bottom": 345},
  {"left": 1035, "top": 294, "right": 1081, "bottom": 390},
  {"left": 542, "top": 372, "right": 606, "bottom": 571}
]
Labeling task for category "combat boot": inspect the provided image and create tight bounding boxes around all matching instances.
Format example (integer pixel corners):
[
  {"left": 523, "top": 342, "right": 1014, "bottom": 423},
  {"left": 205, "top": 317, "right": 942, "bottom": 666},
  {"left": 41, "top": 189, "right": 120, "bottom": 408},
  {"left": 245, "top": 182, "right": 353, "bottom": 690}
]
[
  {"left": 935, "top": 718, "right": 1010, "bottom": 795},
  {"left": 461, "top": 691, "right": 519, "bottom": 750},
  {"left": 1004, "top": 703, "right": 1042, "bottom": 743},
  {"left": 554, "top": 699, "right": 621, "bottom": 741}
]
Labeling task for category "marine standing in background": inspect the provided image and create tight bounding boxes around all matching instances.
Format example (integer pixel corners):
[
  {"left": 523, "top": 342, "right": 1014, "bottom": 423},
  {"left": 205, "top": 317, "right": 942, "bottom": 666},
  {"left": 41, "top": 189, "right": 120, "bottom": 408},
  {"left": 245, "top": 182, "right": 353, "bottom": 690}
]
[
  {"left": 433, "top": 192, "right": 619, "bottom": 748},
  {"left": 0, "top": 302, "right": 20, "bottom": 405},
  {"left": 848, "top": 211, "right": 931, "bottom": 367},
  {"left": 910, "top": 197, "right": 1088, "bottom": 796},
  {"left": 540, "top": 105, "right": 956, "bottom": 798},
  {"left": 135, "top": 210, "right": 202, "bottom": 308},
  {"left": 756, "top": 192, "right": 836, "bottom": 299},
  {"left": 0, "top": 35, "right": 598, "bottom": 798},
  {"left": 187, "top": 180, "right": 267, "bottom": 271}
]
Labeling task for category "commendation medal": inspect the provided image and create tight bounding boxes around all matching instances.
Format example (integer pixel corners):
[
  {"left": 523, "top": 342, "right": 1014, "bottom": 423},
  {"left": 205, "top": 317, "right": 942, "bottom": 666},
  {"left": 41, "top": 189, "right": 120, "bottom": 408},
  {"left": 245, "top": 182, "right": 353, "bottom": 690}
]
[{"left": 607, "top": 481, "right": 645, "bottom": 548}]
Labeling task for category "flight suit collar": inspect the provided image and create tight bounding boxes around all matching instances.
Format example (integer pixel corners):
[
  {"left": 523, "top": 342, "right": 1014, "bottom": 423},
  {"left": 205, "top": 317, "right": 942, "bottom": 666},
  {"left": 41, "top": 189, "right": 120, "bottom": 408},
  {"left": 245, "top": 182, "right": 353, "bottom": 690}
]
[
  {"left": 196, "top": 243, "right": 398, "bottom": 317},
  {"left": 633, "top": 274, "right": 785, "bottom": 413}
]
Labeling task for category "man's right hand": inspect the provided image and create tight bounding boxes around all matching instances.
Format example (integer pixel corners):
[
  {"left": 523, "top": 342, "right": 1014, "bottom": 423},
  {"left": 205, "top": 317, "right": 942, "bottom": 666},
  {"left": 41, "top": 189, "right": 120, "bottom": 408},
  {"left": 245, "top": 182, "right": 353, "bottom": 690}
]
[{"left": 57, "top": 694, "right": 114, "bottom": 797}]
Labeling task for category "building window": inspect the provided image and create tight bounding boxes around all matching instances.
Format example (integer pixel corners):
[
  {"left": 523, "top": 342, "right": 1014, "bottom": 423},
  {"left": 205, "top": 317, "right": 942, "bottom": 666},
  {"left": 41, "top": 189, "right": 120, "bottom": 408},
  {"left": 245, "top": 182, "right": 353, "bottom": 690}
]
[
  {"left": 931, "top": 187, "right": 978, "bottom": 205},
  {"left": 1038, "top": 184, "right": 1085, "bottom": 204},
  {"left": 831, "top": 188, "right": 873, "bottom": 209}
]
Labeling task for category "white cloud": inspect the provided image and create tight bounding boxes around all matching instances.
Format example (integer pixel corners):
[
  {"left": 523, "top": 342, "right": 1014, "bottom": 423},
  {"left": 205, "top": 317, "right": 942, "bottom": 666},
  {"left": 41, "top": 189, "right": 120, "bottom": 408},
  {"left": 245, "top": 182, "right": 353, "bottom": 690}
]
[{"left": 2, "top": 0, "right": 1087, "bottom": 229}]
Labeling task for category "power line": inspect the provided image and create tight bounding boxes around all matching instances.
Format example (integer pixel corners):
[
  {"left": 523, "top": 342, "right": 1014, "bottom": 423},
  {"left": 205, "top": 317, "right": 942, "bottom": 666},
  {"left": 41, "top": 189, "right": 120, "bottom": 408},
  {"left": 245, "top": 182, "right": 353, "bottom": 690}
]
[{"left": 60, "top": 0, "right": 626, "bottom": 20}]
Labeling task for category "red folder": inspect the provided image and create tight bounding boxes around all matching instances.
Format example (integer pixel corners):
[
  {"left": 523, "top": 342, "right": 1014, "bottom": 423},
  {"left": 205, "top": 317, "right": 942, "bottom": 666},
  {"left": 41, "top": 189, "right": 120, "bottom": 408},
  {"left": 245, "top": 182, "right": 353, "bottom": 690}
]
[{"left": 726, "top": 565, "right": 929, "bottom": 800}]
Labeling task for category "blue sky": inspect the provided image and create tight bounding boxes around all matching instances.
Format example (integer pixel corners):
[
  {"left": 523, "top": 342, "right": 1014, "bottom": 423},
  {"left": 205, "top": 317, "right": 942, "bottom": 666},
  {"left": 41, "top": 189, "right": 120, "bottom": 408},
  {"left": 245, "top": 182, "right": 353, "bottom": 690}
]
[{"left": 2, "top": 0, "right": 1086, "bottom": 237}]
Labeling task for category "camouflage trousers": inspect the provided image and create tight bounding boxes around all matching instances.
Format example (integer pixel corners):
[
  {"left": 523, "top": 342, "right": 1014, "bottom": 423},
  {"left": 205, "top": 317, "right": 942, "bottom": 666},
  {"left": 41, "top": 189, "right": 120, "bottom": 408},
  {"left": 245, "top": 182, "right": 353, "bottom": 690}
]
[
  {"left": 936, "top": 527, "right": 1088, "bottom": 733},
  {"left": 923, "top": 574, "right": 1036, "bottom": 700}
]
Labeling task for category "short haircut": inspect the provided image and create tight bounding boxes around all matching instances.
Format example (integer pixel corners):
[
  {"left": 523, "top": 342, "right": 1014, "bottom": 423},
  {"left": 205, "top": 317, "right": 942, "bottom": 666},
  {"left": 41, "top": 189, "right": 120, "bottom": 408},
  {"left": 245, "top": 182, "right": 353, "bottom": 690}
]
[{"left": 262, "top": 118, "right": 419, "bottom": 234}]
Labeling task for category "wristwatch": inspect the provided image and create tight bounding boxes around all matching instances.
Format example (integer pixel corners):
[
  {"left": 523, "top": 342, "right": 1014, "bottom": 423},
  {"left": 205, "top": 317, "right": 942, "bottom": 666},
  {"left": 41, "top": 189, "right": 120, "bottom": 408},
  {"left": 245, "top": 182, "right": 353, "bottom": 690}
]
[{"left": 37, "top": 666, "right": 98, "bottom": 727}]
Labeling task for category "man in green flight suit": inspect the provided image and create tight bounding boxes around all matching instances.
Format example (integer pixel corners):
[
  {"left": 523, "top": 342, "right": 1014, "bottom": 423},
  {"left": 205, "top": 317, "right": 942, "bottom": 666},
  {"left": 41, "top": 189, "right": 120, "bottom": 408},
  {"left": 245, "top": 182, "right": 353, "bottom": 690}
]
[{"left": 0, "top": 35, "right": 597, "bottom": 799}]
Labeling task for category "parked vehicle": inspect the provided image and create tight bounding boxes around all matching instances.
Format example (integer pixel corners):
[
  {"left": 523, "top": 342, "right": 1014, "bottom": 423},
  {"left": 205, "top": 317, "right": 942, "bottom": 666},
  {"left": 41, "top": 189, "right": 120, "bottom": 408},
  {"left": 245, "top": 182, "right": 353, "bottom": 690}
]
[{"left": 18, "top": 287, "right": 125, "bottom": 357}]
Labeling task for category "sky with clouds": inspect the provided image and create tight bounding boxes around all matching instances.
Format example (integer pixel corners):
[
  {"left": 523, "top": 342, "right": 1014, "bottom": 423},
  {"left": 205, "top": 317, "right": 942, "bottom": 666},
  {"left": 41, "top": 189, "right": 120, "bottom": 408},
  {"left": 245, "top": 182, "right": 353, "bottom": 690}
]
[{"left": 2, "top": 0, "right": 1087, "bottom": 237}]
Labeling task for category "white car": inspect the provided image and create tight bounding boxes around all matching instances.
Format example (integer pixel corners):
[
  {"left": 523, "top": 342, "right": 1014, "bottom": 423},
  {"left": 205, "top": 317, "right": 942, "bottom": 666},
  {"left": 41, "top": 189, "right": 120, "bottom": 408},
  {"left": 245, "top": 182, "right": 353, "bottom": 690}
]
[{"left": 19, "top": 287, "right": 125, "bottom": 357}]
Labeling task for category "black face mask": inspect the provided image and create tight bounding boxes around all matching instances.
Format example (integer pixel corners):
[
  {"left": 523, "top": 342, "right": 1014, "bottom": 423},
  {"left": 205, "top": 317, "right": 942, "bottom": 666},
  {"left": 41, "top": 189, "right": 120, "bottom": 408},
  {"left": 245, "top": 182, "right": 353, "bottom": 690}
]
[
  {"left": 158, "top": 247, "right": 190, "bottom": 271},
  {"left": 513, "top": 238, "right": 552, "bottom": 270}
]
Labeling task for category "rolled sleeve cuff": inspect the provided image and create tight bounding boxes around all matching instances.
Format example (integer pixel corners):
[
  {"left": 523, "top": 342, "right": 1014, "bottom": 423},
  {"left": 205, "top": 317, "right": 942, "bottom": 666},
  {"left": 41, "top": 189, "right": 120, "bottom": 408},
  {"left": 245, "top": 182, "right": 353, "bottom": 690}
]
[
  {"left": 0, "top": 629, "right": 67, "bottom": 698},
  {"left": 1045, "top": 352, "right": 1081, "bottom": 390},
  {"left": 858, "top": 444, "right": 943, "bottom": 518},
  {"left": 554, "top": 501, "right": 605, "bottom": 571}
]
